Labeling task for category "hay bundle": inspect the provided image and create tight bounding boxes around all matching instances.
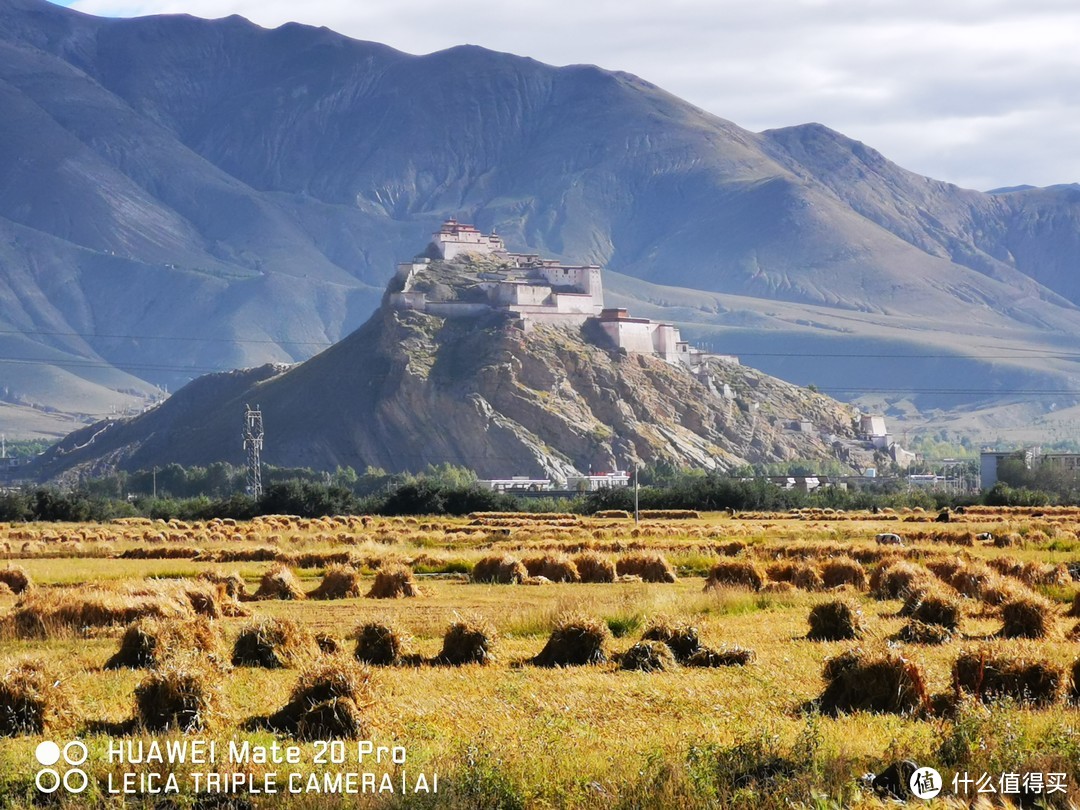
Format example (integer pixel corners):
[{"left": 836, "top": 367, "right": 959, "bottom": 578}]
[
  {"left": 686, "top": 646, "right": 755, "bottom": 667},
  {"left": 594, "top": 510, "right": 631, "bottom": 519},
  {"left": 0, "top": 659, "right": 71, "bottom": 735},
  {"left": 616, "top": 553, "right": 677, "bottom": 583},
  {"left": 533, "top": 614, "right": 611, "bottom": 667},
  {"left": 135, "top": 659, "right": 221, "bottom": 732},
  {"left": 573, "top": 552, "right": 617, "bottom": 584},
  {"left": 766, "top": 562, "right": 823, "bottom": 591},
  {"left": 0, "top": 566, "right": 31, "bottom": 594},
  {"left": 953, "top": 651, "right": 1063, "bottom": 707},
  {"left": 183, "top": 583, "right": 231, "bottom": 618},
  {"left": 366, "top": 564, "right": 422, "bottom": 598},
  {"left": 253, "top": 565, "right": 306, "bottom": 601},
  {"left": 896, "top": 620, "right": 953, "bottom": 645},
  {"left": 909, "top": 592, "right": 962, "bottom": 631},
  {"left": 471, "top": 555, "right": 528, "bottom": 584},
  {"left": 870, "top": 561, "right": 928, "bottom": 600},
  {"left": 523, "top": 554, "right": 580, "bottom": 583},
  {"left": 2, "top": 581, "right": 198, "bottom": 638},
  {"left": 231, "top": 617, "right": 318, "bottom": 669},
  {"left": 1018, "top": 561, "right": 1071, "bottom": 587},
  {"left": 619, "top": 640, "right": 675, "bottom": 672},
  {"left": 1068, "top": 591, "right": 1080, "bottom": 618},
  {"left": 704, "top": 560, "right": 764, "bottom": 591},
  {"left": 948, "top": 563, "right": 998, "bottom": 599},
  {"left": 807, "top": 599, "right": 864, "bottom": 641},
  {"left": 198, "top": 570, "right": 250, "bottom": 604},
  {"left": 821, "top": 557, "right": 867, "bottom": 590},
  {"left": 1072, "top": 659, "right": 1080, "bottom": 703},
  {"left": 308, "top": 565, "right": 363, "bottom": 600},
  {"left": 267, "top": 660, "right": 372, "bottom": 740},
  {"left": 641, "top": 619, "right": 701, "bottom": 663},
  {"left": 106, "top": 618, "right": 222, "bottom": 669},
  {"left": 999, "top": 597, "right": 1054, "bottom": 639},
  {"left": 897, "top": 584, "right": 934, "bottom": 618},
  {"left": 315, "top": 634, "right": 341, "bottom": 655},
  {"left": 354, "top": 622, "right": 406, "bottom": 666},
  {"left": 817, "top": 649, "right": 929, "bottom": 716},
  {"left": 437, "top": 618, "right": 495, "bottom": 666}
]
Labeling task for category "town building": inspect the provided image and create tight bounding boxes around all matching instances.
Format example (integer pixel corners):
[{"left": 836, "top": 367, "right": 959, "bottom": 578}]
[{"left": 979, "top": 447, "right": 1080, "bottom": 489}]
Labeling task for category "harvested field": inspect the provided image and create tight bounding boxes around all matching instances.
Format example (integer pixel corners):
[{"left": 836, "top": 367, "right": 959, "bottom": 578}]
[{"left": 2, "top": 507, "right": 1080, "bottom": 807}]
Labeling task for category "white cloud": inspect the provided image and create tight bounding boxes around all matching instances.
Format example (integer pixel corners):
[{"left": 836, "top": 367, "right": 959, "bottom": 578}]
[{"left": 63, "top": 0, "right": 1080, "bottom": 189}]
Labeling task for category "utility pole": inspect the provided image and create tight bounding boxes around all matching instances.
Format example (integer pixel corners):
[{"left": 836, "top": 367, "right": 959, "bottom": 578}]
[
  {"left": 633, "top": 464, "right": 640, "bottom": 525},
  {"left": 152, "top": 467, "right": 157, "bottom": 499},
  {"left": 1, "top": 434, "right": 5, "bottom": 459},
  {"left": 243, "top": 405, "right": 264, "bottom": 498}
]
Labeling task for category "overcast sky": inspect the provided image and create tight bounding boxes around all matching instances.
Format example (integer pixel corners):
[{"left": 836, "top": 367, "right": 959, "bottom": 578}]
[{"left": 58, "top": 0, "right": 1080, "bottom": 191}]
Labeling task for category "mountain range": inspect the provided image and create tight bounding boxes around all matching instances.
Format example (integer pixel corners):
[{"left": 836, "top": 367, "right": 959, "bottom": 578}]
[{"left": 2, "top": 0, "right": 1079, "bottom": 442}]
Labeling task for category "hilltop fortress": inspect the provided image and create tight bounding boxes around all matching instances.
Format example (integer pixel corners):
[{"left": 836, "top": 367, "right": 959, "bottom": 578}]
[{"left": 390, "top": 219, "right": 735, "bottom": 371}]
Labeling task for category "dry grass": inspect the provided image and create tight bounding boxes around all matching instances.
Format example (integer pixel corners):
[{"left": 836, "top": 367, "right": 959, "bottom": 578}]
[
  {"left": 641, "top": 618, "right": 701, "bottom": 662},
  {"left": 2, "top": 581, "right": 197, "bottom": 638},
  {"left": 106, "top": 617, "right": 222, "bottom": 669},
  {"left": 0, "top": 565, "right": 31, "bottom": 594},
  {"left": 616, "top": 552, "right": 677, "bottom": 583},
  {"left": 820, "top": 557, "right": 866, "bottom": 590},
  {"left": 308, "top": 565, "right": 363, "bottom": 600},
  {"left": 0, "top": 658, "right": 72, "bottom": 735},
  {"left": 817, "top": 648, "right": 930, "bottom": 716},
  {"left": 366, "top": 563, "right": 422, "bottom": 598},
  {"left": 354, "top": 621, "right": 407, "bottom": 666},
  {"left": 533, "top": 614, "right": 611, "bottom": 667},
  {"left": 953, "top": 650, "right": 1063, "bottom": 706},
  {"left": 267, "top": 660, "right": 373, "bottom": 740},
  {"left": 896, "top": 621, "right": 954, "bottom": 645},
  {"left": 999, "top": 597, "right": 1055, "bottom": 639},
  {"left": 704, "top": 559, "right": 763, "bottom": 591},
  {"left": 472, "top": 555, "right": 528, "bottom": 584},
  {"left": 523, "top": 553, "right": 581, "bottom": 583},
  {"left": 253, "top": 564, "right": 306, "bottom": 601},
  {"left": 806, "top": 599, "right": 864, "bottom": 641},
  {"left": 231, "top": 616, "right": 318, "bottom": 669},
  {"left": 869, "top": 560, "right": 929, "bottom": 600},
  {"left": 686, "top": 646, "right": 755, "bottom": 667},
  {"left": 618, "top": 640, "right": 676, "bottom": 672},
  {"left": 134, "top": 658, "right": 222, "bottom": 732},
  {"left": 573, "top": 552, "right": 617, "bottom": 584},
  {"left": 437, "top": 617, "right": 496, "bottom": 666}
]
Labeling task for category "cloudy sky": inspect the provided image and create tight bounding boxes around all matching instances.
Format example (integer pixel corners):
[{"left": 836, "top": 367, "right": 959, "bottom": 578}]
[{"left": 56, "top": 0, "right": 1080, "bottom": 191}]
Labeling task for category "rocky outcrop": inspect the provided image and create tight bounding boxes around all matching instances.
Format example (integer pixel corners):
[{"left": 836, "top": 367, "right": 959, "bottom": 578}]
[{"left": 34, "top": 299, "right": 868, "bottom": 481}]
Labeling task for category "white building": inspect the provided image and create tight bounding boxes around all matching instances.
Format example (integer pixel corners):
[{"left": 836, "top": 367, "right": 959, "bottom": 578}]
[
  {"left": 566, "top": 471, "right": 631, "bottom": 491},
  {"left": 391, "top": 219, "right": 727, "bottom": 371}
]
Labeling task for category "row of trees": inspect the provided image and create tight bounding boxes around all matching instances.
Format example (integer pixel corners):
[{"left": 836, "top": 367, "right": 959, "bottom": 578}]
[{"left": 8, "top": 454, "right": 1080, "bottom": 523}]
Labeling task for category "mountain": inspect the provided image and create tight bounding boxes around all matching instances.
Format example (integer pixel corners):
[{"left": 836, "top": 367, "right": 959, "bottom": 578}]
[
  {"left": 1, "top": 0, "right": 1080, "bottom": 439},
  {"left": 32, "top": 253, "right": 873, "bottom": 481}
]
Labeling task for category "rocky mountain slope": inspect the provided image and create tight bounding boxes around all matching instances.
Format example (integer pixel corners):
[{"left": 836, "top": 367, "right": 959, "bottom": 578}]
[
  {"left": 33, "top": 257, "right": 871, "bottom": 481},
  {"left": 2, "top": 0, "right": 1080, "bottom": 438}
]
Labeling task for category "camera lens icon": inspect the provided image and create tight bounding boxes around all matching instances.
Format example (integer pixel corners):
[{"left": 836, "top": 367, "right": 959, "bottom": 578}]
[{"left": 35, "top": 741, "right": 89, "bottom": 794}]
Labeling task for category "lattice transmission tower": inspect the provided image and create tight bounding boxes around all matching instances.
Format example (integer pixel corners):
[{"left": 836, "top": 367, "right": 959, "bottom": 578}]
[{"left": 243, "top": 405, "right": 264, "bottom": 498}]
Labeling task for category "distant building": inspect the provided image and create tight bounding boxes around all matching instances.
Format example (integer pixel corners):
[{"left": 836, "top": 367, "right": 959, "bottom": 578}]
[
  {"left": 476, "top": 476, "right": 553, "bottom": 492},
  {"left": 566, "top": 471, "right": 631, "bottom": 491},
  {"left": 980, "top": 448, "right": 1080, "bottom": 489}
]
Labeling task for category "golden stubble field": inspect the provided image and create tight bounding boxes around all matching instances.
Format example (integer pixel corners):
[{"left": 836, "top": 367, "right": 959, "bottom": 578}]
[{"left": 0, "top": 506, "right": 1079, "bottom": 809}]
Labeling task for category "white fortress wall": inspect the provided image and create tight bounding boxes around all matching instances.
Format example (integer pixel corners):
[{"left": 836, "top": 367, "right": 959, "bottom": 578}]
[
  {"left": 495, "top": 283, "right": 552, "bottom": 307},
  {"left": 600, "top": 319, "right": 655, "bottom": 354},
  {"left": 552, "top": 293, "right": 597, "bottom": 314}
]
